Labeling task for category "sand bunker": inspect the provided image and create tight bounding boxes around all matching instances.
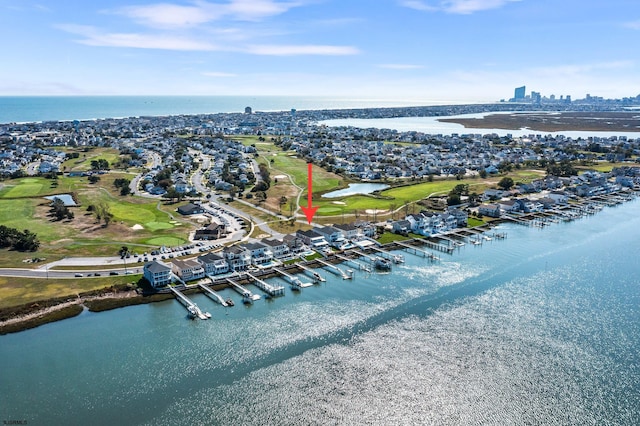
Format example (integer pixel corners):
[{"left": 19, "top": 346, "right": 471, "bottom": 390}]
[
  {"left": 332, "top": 201, "right": 346, "bottom": 205},
  {"left": 132, "top": 224, "right": 144, "bottom": 230},
  {"left": 365, "top": 209, "right": 388, "bottom": 214},
  {"left": 273, "top": 175, "right": 287, "bottom": 180}
]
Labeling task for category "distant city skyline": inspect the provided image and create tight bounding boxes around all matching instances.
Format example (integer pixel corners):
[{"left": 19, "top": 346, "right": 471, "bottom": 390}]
[{"left": 1, "top": 0, "right": 640, "bottom": 101}]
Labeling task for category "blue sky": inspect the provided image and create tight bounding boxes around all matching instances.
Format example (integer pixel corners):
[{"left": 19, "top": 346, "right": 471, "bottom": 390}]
[{"left": 1, "top": 0, "right": 639, "bottom": 101}]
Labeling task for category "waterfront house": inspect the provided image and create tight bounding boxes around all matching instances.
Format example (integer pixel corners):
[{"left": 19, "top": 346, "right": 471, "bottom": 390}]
[
  {"left": 241, "top": 241, "right": 274, "bottom": 266},
  {"left": 448, "top": 208, "right": 469, "bottom": 227},
  {"left": 283, "top": 234, "right": 306, "bottom": 254},
  {"left": 498, "top": 199, "right": 519, "bottom": 213},
  {"left": 171, "top": 259, "right": 205, "bottom": 282},
  {"left": 197, "top": 252, "right": 229, "bottom": 275},
  {"left": 296, "top": 229, "right": 330, "bottom": 250},
  {"left": 548, "top": 191, "right": 569, "bottom": 204},
  {"left": 332, "top": 223, "right": 362, "bottom": 240},
  {"left": 392, "top": 219, "right": 412, "bottom": 235},
  {"left": 222, "top": 246, "right": 252, "bottom": 271},
  {"left": 538, "top": 197, "right": 557, "bottom": 209},
  {"left": 478, "top": 204, "right": 501, "bottom": 218},
  {"left": 143, "top": 260, "right": 172, "bottom": 288},
  {"left": 315, "top": 226, "right": 347, "bottom": 249},
  {"left": 260, "top": 238, "right": 290, "bottom": 259}
]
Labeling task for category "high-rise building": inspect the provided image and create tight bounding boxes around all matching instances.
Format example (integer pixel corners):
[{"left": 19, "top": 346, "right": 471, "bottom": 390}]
[
  {"left": 531, "top": 91, "right": 541, "bottom": 104},
  {"left": 514, "top": 86, "right": 526, "bottom": 100}
]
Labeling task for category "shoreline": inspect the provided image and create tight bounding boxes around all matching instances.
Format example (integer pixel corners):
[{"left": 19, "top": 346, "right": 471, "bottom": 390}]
[{"left": 1, "top": 190, "right": 635, "bottom": 335}]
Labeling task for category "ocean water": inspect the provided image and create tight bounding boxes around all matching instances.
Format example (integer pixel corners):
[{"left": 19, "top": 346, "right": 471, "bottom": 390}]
[
  {"left": 0, "top": 96, "right": 445, "bottom": 124},
  {"left": 1, "top": 199, "right": 639, "bottom": 425}
]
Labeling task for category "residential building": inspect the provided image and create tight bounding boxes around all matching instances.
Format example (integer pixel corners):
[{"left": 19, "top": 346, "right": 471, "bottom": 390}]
[
  {"left": 479, "top": 204, "right": 501, "bottom": 218},
  {"left": 223, "top": 246, "right": 252, "bottom": 271},
  {"left": 171, "top": 259, "right": 205, "bottom": 282},
  {"left": 197, "top": 252, "right": 229, "bottom": 275},
  {"left": 143, "top": 260, "right": 172, "bottom": 288},
  {"left": 260, "top": 238, "right": 290, "bottom": 259},
  {"left": 241, "top": 241, "right": 273, "bottom": 266}
]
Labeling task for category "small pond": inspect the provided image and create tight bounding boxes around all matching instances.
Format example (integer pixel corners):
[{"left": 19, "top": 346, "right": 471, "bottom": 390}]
[
  {"left": 322, "top": 183, "right": 390, "bottom": 198},
  {"left": 44, "top": 194, "right": 77, "bottom": 206}
]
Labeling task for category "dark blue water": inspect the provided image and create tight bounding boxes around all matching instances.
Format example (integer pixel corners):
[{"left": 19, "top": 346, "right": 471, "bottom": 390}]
[
  {"left": 1, "top": 199, "right": 639, "bottom": 425},
  {"left": 0, "top": 96, "right": 433, "bottom": 123}
]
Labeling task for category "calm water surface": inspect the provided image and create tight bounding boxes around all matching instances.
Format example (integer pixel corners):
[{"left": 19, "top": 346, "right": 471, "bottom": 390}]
[
  {"left": 1, "top": 199, "right": 639, "bottom": 425},
  {"left": 322, "top": 183, "right": 390, "bottom": 198}
]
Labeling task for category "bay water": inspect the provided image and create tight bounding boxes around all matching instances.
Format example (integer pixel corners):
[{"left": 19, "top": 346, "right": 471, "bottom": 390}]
[{"left": 1, "top": 199, "right": 639, "bottom": 425}]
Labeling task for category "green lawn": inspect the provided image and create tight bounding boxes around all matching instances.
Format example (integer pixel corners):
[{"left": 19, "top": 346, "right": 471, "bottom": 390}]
[
  {"left": 467, "top": 217, "right": 486, "bottom": 227},
  {"left": 0, "top": 275, "right": 137, "bottom": 309}
]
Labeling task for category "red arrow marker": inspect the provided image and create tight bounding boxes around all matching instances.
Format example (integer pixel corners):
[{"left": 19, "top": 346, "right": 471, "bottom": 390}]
[{"left": 300, "top": 162, "right": 318, "bottom": 224}]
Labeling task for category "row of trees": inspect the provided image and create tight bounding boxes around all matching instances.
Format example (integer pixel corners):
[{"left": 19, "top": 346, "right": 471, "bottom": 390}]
[
  {"left": 49, "top": 198, "right": 74, "bottom": 221},
  {"left": 90, "top": 159, "right": 110, "bottom": 171},
  {"left": 113, "top": 178, "right": 131, "bottom": 196},
  {"left": 0, "top": 226, "right": 40, "bottom": 251}
]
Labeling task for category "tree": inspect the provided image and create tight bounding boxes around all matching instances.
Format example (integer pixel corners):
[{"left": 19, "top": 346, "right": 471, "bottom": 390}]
[
  {"left": 95, "top": 203, "right": 113, "bottom": 226},
  {"left": 90, "top": 159, "right": 109, "bottom": 171},
  {"left": 88, "top": 175, "right": 100, "bottom": 184},
  {"left": 479, "top": 169, "right": 488, "bottom": 179},
  {"left": 49, "top": 197, "right": 71, "bottom": 221},
  {"left": 0, "top": 226, "right": 39, "bottom": 251},
  {"left": 447, "top": 193, "right": 461, "bottom": 206},
  {"left": 497, "top": 177, "right": 514, "bottom": 190},
  {"left": 119, "top": 246, "right": 129, "bottom": 257}
]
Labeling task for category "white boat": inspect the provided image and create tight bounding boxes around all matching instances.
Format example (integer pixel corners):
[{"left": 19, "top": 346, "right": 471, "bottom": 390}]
[
  {"left": 187, "top": 305, "right": 198, "bottom": 319},
  {"left": 374, "top": 257, "right": 392, "bottom": 271}
]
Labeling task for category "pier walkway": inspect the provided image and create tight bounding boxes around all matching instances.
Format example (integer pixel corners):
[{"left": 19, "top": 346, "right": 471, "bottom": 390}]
[
  {"left": 272, "top": 268, "right": 312, "bottom": 289},
  {"left": 199, "top": 280, "right": 228, "bottom": 306},
  {"left": 316, "top": 258, "right": 353, "bottom": 279},
  {"left": 247, "top": 272, "right": 287, "bottom": 295},
  {"left": 226, "top": 277, "right": 260, "bottom": 304},
  {"left": 168, "top": 286, "right": 209, "bottom": 319},
  {"left": 297, "top": 263, "right": 326, "bottom": 282},
  {"left": 335, "top": 254, "right": 372, "bottom": 272},
  {"left": 394, "top": 241, "right": 440, "bottom": 261},
  {"left": 369, "top": 246, "right": 405, "bottom": 263}
]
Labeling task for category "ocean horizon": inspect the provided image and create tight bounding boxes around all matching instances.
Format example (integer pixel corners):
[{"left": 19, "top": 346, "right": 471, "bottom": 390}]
[{"left": 0, "top": 95, "right": 472, "bottom": 124}]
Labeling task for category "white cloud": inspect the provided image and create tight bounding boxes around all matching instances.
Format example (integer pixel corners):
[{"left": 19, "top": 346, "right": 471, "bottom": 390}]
[
  {"left": 623, "top": 20, "right": 640, "bottom": 30},
  {"left": 378, "top": 64, "right": 424, "bottom": 70},
  {"left": 399, "top": 1, "right": 438, "bottom": 12},
  {"left": 399, "top": 0, "right": 520, "bottom": 14},
  {"left": 246, "top": 44, "right": 360, "bottom": 55},
  {"left": 202, "top": 71, "right": 237, "bottom": 77},
  {"left": 113, "top": 0, "right": 303, "bottom": 29},
  {"left": 57, "top": 24, "right": 358, "bottom": 56},
  {"left": 56, "top": 24, "right": 221, "bottom": 51}
]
